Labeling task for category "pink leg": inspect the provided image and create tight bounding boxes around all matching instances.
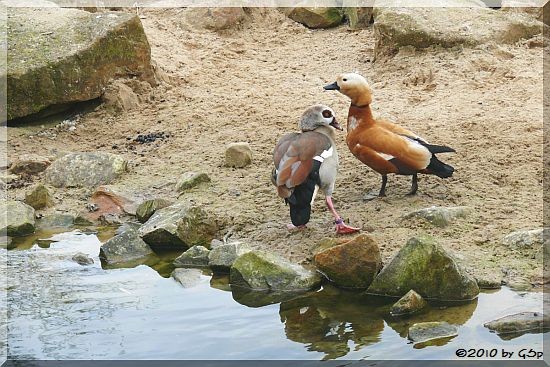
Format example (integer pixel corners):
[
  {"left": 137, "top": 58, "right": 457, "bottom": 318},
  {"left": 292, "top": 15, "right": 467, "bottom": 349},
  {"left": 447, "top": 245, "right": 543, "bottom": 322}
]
[
  {"left": 325, "top": 197, "right": 360, "bottom": 235},
  {"left": 287, "top": 223, "right": 307, "bottom": 231}
]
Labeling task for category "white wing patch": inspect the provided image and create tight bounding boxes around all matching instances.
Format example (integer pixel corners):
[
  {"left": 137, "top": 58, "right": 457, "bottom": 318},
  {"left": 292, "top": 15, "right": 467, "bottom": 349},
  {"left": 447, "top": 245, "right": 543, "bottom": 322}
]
[
  {"left": 377, "top": 152, "right": 395, "bottom": 161},
  {"left": 313, "top": 146, "right": 334, "bottom": 162}
]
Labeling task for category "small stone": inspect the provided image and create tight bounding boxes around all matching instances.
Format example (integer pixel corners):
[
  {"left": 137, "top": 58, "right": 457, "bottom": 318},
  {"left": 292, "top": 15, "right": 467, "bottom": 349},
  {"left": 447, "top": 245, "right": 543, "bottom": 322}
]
[
  {"left": 208, "top": 242, "right": 251, "bottom": 272},
  {"left": 183, "top": 7, "right": 247, "bottom": 31},
  {"left": 403, "top": 206, "right": 469, "bottom": 227},
  {"left": 175, "top": 172, "right": 211, "bottom": 192},
  {"left": 502, "top": 228, "right": 544, "bottom": 250},
  {"left": 9, "top": 154, "right": 51, "bottom": 175},
  {"left": 484, "top": 312, "right": 550, "bottom": 339},
  {"left": 285, "top": 6, "right": 344, "bottom": 29},
  {"left": 390, "top": 289, "right": 428, "bottom": 316},
  {"left": 408, "top": 322, "right": 458, "bottom": 344},
  {"left": 210, "top": 239, "right": 224, "bottom": 248},
  {"left": 225, "top": 142, "right": 252, "bottom": 168},
  {"left": 72, "top": 252, "right": 94, "bottom": 265},
  {"left": 171, "top": 268, "right": 203, "bottom": 288},
  {"left": 24, "top": 184, "right": 54, "bottom": 209},
  {"left": 174, "top": 245, "right": 210, "bottom": 267},
  {"left": 476, "top": 275, "right": 503, "bottom": 289},
  {"left": 37, "top": 214, "right": 75, "bottom": 229},
  {"left": 135, "top": 198, "right": 173, "bottom": 223}
]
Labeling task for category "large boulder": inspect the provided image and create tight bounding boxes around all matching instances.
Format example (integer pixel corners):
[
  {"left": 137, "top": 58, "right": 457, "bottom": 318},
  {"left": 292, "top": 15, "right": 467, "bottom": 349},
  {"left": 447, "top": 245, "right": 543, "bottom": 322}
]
[
  {"left": 408, "top": 321, "right": 458, "bottom": 344},
  {"left": 367, "top": 236, "right": 479, "bottom": 301},
  {"left": 230, "top": 250, "right": 322, "bottom": 291},
  {"left": 6, "top": 8, "right": 154, "bottom": 121},
  {"left": 313, "top": 234, "right": 382, "bottom": 288},
  {"left": 208, "top": 242, "right": 252, "bottom": 273},
  {"left": 99, "top": 223, "right": 154, "bottom": 264},
  {"left": 138, "top": 201, "right": 219, "bottom": 249},
  {"left": 0, "top": 201, "right": 35, "bottom": 237},
  {"left": 373, "top": 2, "right": 543, "bottom": 55},
  {"left": 285, "top": 7, "right": 344, "bottom": 29},
  {"left": 44, "top": 152, "right": 128, "bottom": 188}
]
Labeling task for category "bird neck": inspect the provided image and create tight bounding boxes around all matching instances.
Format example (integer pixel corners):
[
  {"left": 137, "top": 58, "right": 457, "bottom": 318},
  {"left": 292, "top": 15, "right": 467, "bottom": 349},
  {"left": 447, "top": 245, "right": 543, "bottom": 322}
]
[
  {"left": 348, "top": 104, "right": 375, "bottom": 127},
  {"left": 314, "top": 125, "right": 337, "bottom": 143}
]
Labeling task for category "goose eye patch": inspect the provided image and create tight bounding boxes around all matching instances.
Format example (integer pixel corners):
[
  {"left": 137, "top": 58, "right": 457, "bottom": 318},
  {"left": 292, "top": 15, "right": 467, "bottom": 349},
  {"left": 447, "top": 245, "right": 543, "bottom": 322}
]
[{"left": 322, "top": 110, "right": 332, "bottom": 118}]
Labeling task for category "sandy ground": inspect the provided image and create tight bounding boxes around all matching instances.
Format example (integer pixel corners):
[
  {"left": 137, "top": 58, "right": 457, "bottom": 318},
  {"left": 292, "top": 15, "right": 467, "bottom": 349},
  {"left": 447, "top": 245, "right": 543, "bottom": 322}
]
[{"left": 7, "top": 8, "right": 545, "bottom": 288}]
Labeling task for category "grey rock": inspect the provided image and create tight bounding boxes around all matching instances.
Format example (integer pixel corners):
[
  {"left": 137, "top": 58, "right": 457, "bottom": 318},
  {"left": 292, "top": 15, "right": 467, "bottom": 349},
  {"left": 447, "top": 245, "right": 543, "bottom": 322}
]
[
  {"left": 502, "top": 228, "right": 544, "bottom": 250},
  {"left": 210, "top": 239, "right": 224, "bottom": 248},
  {"left": 9, "top": 154, "right": 51, "bottom": 175},
  {"left": 343, "top": 7, "right": 373, "bottom": 29},
  {"left": 476, "top": 275, "right": 503, "bottom": 289},
  {"left": 183, "top": 7, "right": 247, "bottom": 31},
  {"left": 285, "top": 6, "right": 344, "bottom": 29},
  {"left": 171, "top": 268, "right": 203, "bottom": 288},
  {"left": 173, "top": 245, "right": 210, "bottom": 268},
  {"left": 136, "top": 198, "right": 173, "bottom": 223},
  {"left": 7, "top": 8, "right": 154, "bottom": 121},
  {"left": 175, "top": 172, "right": 211, "bottom": 193},
  {"left": 230, "top": 250, "right": 322, "bottom": 291},
  {"left": 484, "top": 312, "right": 550, "bottom": 340},
  {"left": 72, "top": 252, "right": 94, "bottom": 265},
  {"left": 37, "top": 214, "right": 75, "bottom": 229},
  {"left": 403, "top": 206, "right": 469, "bottom": 227},
  {"left": 100, "top": 224, "right": 154, "bottom": 264},
  {"left": 225, "top": 142, "right": 252, "bottom": 168},
  {"left": 408, "top": 321, "right": 458, "bottom": 344},
  {"left": 0, "top": 201, "right": 35, "bottom": 237},
  {"left": 139, "top": 201, "right": 219, "bottom": 249},
  {"left": 44, "top": 152, "right": 128, "bottom": 188},
  {"left": 390, "top": 289, "right": 428, "bottom": 316},
  {"left": 24, "top": 184, "right": 54, "bottom": 209},
  {"left": 208, "top": 242, "right": 251, "bottom": 272},
  {"left": 367, "top": 236, "right": 479, "bottom": 301}
]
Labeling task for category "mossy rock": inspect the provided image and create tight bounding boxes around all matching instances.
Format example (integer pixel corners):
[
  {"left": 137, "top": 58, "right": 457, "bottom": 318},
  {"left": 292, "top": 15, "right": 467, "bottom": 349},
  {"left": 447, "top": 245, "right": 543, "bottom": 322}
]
[
  {"left": 135, "top": 198, "right": 173, "bottom": 223},
  {"left": 24, "top": 184, "right": 54, "bottom": 210},
  {"left": 138, "top": 201, "right": 219, "bottom": 249},
  {"left": 6, "top": 8, "right": 155, "bottom": 121},
  {"left": 0, "top": 201, "right": 36, "bottom": 237},
  {"left": 100, "top": 223, "right": 154, "bottom": 265},
  {"left": 174, "top": 245, "right": 210, "bottom": 268},
  {"left": 286, "top": 7, "right": 344, "bottom": 29},
  {"left": 367, "top": 235, "right": 479, "bottom": 301},
  {"left": 230, "top": 250, "right": 321, "bottom": 291}
]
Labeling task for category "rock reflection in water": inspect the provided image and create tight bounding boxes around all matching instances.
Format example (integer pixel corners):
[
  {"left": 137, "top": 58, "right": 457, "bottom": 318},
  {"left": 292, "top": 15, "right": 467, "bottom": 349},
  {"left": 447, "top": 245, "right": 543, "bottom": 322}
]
[{"left": 278, "top": 285, "right": 386, "bottom": 360}]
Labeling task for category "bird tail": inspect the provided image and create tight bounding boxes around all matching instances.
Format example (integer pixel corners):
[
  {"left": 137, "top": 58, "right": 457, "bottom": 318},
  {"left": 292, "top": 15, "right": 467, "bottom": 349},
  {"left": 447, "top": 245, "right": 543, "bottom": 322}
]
[
  {"left": 426, "top": 155, "right": 454, "bottom": 178},
  {"left": 285, "top": 161, "right": 321, "bottom": 226}
]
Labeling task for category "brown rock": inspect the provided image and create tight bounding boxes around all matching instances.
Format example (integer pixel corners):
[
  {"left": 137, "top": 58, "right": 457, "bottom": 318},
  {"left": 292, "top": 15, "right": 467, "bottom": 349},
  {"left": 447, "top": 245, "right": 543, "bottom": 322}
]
[
  {"left": 9, "top": 154, "right": 51, "bottom": 175},
  {"left": 24, "top": 184, "right": 54, "bottom": 210},
  {"left": 225, "top": 142, "right": 252, "bottom": 168},
  {"left": 313, "top": 234, "right": 382, "bottom": 288}
]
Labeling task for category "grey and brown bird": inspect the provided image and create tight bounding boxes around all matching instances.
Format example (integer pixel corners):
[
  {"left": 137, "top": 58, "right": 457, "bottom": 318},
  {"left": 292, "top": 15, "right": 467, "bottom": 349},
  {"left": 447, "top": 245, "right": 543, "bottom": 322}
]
[
  {"left": 272, "top": 104, "right": 360, "bottom": 234},
  {"left": 324, "top": 73, "right": 455, "bottom": 196}
]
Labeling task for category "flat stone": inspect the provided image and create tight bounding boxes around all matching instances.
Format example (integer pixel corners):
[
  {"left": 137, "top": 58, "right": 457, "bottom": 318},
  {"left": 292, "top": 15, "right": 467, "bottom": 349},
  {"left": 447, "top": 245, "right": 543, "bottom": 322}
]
[
  {"left": 44, "top": 152, "right": 128, "bottom": 188},
  {"left": 502, "top": 228, "right": 544, "bottom": 250},
  {"left": 9, "top": 154, "right": 51, "bottom": 175},
  {"left": 175, "top": 172, "right": 211, "bottom": 193},
  {"left": 403, "top": 206, "right": 469, "bottom": 227},
  {"left": 36, "top": 214, "right": 75, "bottom": 229},
  {"left": 171, "top": 268, "right": 203, "bottom": 288},
  {"left": 173, "top": 245, "right": 210, "bottom": 268},
  {"left": 225, "top": 142, "right": 252, "bottom": 168},
  {"left": 408, "top": 321, "right": 458, "bottom": 343},
  {"left": 230, "top": 250, "right": 322, "bottom": 291},
  {"left": 484, "top": 312, "right": 550, "bottom": 340},
  {"left": 72, "top": 252, "right": 94, "bottom": 265}
]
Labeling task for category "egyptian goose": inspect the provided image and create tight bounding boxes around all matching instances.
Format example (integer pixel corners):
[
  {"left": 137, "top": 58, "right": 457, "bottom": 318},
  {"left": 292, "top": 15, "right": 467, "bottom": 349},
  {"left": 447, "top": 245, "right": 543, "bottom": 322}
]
[
  {"left": 272, "top": 104, "right": 360, "bottom": 234},
  {"left": 324, "top": 73, "right": 455, "bottom": 196}
]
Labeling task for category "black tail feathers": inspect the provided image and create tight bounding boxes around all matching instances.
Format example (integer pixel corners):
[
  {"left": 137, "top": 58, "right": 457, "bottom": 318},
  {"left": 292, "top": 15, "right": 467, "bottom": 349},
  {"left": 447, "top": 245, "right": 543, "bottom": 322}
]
[
  {"left": 285, "top": 161, "right": 321, "bottom": 226},
  {"left": 427, "top": 155, "right": 454, "bottom": 178}
]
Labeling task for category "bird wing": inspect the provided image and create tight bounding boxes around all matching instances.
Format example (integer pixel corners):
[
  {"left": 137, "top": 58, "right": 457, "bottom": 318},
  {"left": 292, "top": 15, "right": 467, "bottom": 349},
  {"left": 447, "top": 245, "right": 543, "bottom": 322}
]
[
  {"left": 273, "top": 131, "right": 332, "bottom": 192},
  {"left": 353, "top": 126, "right": 432, "bottom": 172},
  {"left": 377, "top": 118, "right": 426, "bottom": 142}
]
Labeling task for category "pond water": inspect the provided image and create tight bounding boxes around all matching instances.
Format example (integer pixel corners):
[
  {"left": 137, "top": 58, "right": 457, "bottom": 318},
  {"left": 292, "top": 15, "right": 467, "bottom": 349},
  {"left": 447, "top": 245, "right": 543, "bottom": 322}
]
[{"left": 3, "top": 230, "right": 547, "bottom": 361}]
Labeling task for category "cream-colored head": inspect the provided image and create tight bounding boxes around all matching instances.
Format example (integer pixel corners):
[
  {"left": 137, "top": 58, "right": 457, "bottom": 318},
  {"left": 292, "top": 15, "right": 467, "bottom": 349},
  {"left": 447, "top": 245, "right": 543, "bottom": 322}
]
[
  {"left": 324, "top": 72, "right": 373, "bottom": 107},
  {"left": 299, "top": 104, "right": 342, "bottom": 132}
]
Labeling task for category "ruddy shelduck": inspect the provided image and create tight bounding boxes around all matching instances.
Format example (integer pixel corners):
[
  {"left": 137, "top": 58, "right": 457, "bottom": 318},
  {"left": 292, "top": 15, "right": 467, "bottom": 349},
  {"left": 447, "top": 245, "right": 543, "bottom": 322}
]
[{"left": 324, "top": 73, "right": 455, "bottom": 196}]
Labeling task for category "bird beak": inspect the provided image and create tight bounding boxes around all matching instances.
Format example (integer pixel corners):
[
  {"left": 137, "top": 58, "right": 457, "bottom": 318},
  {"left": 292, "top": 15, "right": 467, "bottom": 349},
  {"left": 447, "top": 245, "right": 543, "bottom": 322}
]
[
  {"left": 323, "top": 82, "right": 340, "bottom": 91},
  {"left": 330, "top": 117, "right": 343, "bottom": 131}
]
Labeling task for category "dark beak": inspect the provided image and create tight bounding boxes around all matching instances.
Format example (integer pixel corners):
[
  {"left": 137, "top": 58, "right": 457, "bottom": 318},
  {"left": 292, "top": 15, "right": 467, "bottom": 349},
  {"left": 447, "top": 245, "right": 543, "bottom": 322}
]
[
  {"left": 323, "top": 82, "right": 340, "bottom": 91},
  {"left": 330, "top": 117, "right": 343, "bottom": 131}
]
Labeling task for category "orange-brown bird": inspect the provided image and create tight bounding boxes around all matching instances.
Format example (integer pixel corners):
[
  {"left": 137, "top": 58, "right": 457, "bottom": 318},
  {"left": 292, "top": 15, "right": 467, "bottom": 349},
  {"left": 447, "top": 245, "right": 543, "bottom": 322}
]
[{"left": 324, "top": 73, "right": 455, "bottom": 196}]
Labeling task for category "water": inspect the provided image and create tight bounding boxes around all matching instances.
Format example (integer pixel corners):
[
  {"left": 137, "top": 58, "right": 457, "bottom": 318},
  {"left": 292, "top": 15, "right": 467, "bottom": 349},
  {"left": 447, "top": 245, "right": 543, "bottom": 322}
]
[{"left": 3, "top": 231, "right": 546, "bottom": 361}]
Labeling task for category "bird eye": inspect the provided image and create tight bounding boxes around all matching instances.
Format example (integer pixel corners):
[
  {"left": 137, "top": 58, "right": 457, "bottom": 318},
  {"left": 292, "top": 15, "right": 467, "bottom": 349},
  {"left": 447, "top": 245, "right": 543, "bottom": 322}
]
[
  {"left": 322, "top": 110, "right": 332, "bottom": 118},
  {"left": 343, "top": 78, "right": 348, "bottom": 82}
]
